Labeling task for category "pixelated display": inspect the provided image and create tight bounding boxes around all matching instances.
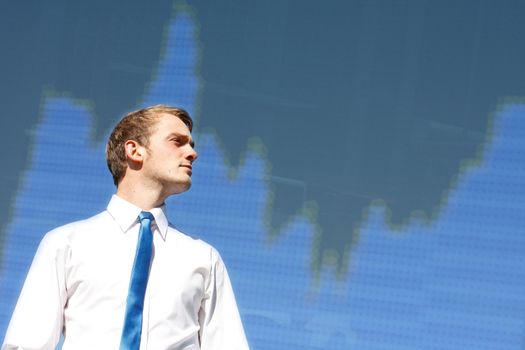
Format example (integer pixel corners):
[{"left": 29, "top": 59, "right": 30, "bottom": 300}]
[{"left": 1, "top": 3, "right": 525, "bottom": 350}]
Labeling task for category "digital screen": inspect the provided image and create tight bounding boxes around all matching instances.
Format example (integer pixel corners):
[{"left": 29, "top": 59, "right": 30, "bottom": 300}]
[{"left": 1, "top": 2, "right": 525, "bottom": 349}]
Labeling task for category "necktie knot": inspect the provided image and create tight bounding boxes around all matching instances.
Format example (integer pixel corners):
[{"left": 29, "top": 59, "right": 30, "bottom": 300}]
[{"left": 139, "top": 211, "right": 154, "bottom": 223}]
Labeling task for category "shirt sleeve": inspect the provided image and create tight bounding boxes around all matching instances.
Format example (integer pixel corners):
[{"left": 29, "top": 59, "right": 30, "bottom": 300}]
[
  {"left": 198, "top": 249, "right": 249, "bottom": 350},
  {"left": 2, "top": 231, "right": 68, "bottom": 350}
]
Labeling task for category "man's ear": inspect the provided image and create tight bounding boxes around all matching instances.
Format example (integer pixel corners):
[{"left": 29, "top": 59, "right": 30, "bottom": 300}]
[{"left": 124, "top": 140, "right": 145, "bottom": 163}]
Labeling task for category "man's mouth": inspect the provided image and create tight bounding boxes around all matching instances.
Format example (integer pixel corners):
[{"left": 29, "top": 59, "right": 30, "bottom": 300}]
[{"left": 180, "top": 164, "right": 192, "bottom": 174}]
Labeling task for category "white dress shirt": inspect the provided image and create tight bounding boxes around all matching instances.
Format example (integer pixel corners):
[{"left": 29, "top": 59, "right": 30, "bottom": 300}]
[{"left": 2, "top": 195, "right": 249, "bottom": 350}]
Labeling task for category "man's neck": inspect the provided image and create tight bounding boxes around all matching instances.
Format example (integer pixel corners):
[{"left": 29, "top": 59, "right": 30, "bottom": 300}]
[{"left": 116, "top": 180, "right": 167, "bottom": 210}]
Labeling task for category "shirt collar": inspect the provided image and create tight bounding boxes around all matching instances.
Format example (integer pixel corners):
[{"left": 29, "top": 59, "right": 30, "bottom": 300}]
[{"left": 106, "top": 194, "right": 169, "bottom": 240}]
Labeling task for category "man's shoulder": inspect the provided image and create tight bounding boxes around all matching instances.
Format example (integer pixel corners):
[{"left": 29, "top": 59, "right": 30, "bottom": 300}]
[
  {"left": 43, "top": 210, "right": 111, "bottom": 240},
  {"left": 166, "top": 224, "right": 220, "bottom": 257}
]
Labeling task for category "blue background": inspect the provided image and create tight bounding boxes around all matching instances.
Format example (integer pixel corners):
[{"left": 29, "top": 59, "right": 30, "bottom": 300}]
[{"left": 1, "top": 2, "right": 525, "bottom": 349}]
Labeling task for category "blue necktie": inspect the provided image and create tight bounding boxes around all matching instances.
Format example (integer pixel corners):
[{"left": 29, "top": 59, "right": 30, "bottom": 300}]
[{"left": 120, "top": 211, "right": 154, "bottom": 350}]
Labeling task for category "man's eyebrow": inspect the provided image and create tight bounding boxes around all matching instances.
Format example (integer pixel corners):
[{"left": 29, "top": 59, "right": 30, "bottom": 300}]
[{"left": 168, "top": 132, "right": 195, "bottom": 147}]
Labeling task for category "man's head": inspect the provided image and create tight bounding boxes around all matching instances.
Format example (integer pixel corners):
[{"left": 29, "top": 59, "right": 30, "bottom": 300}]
[{"left": 106, "top": 105, "right": 196, "bottom": 191}]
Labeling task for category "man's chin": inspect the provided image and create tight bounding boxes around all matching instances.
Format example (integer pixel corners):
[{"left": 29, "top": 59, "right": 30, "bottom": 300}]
[{"left": 169, "top": 181, "right": 192, "bottom": 195}]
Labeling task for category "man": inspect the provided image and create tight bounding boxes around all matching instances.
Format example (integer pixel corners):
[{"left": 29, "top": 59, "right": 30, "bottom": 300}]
[{"left": 2, "top": 105, "right": 249, "bottom": 349}]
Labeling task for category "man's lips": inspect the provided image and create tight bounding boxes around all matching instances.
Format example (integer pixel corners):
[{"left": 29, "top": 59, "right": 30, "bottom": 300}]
[{"left": 180, "top": 164, "right": 193, "bottom": 174}]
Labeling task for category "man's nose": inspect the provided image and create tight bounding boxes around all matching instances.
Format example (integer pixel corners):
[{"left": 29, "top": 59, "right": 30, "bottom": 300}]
[{"left": 187, "top": 147, "right": 198, "bottom": 162}]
